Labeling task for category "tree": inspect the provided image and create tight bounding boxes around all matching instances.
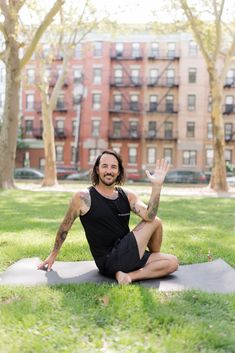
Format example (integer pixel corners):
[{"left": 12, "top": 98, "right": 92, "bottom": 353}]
[
  {"left": 171, "top": 0, "right": 235, "bottom": 191},
  {"left": 0, "top": 0, "right": 64, "bottom": 190},
  {"left": 34, "top": 2, "right": 99, "bottom": 186}
]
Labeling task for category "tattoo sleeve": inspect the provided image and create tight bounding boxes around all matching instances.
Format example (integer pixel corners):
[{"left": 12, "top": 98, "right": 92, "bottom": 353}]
[
  {"left": 147, "top": 189, "right": 161, "bottom": 220},
  {"left": 52, "top": 207, "right": 77, "bottom": 253}
]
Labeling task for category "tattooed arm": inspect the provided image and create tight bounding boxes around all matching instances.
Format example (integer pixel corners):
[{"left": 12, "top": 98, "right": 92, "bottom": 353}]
[
  {"left": 37, "top": 190, "right": 90, "bottom": 271},
  {"left": 125, "top": 159, "right": 169, "bottom": 221}
]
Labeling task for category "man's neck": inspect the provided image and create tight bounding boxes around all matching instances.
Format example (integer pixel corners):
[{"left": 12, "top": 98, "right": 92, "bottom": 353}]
[{"left": 95, "top": 183, "right": 118, "bottom": 198}]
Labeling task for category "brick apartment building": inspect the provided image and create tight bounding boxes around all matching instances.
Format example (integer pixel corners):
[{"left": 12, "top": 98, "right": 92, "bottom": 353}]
[{"left": 15, "top": 32, "right": 235, "bottom": 178}]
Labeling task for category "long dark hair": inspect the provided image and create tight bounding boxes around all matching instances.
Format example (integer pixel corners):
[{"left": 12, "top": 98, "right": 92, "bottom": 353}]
[{"left": 91, "top": 150, "right": 125, "bottom": 186}]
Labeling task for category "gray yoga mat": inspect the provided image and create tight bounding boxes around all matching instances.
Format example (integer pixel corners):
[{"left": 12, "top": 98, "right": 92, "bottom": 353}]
[{"left": 0, "top": 257, "right": 235, "bottom": 293}]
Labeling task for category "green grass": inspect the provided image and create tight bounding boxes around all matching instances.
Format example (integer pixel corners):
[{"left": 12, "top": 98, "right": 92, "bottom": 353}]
[{"left": 0, "top": 189, "right": 235, "bottom": 353}]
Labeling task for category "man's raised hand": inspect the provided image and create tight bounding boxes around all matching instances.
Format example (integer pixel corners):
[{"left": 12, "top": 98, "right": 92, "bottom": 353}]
[{"left": 145, "top": 159, "right": 170, "bottom": 186}]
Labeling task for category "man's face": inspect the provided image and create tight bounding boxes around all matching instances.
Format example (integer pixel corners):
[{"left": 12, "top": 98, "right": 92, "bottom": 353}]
[{"left": 96, "top": 153, "right": 120, "bottom": 186}]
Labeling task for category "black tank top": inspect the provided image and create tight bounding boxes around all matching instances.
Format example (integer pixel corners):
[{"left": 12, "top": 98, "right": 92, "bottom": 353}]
[{"left": 80, "top": 186, "right": 131, "bottom": 266}]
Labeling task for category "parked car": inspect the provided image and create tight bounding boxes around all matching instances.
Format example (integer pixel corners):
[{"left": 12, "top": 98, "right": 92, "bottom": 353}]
[
  {"left": 56, "top": 166, "right": 78, "bottom": 179},
  {"left": 66, "top": 170, "right": 90, "bottom": 181},
  {"left": 164, "top": 169, "right": 207, "bottom": 184},
  {"left": 14, "top": 168, "right": 44, "bottom": 180},
  {"left": 226, "top": 176, "right": 235, "bottom": 186},
  {"left": 126, "top": 172, "right": 142, "bottom": 182}
]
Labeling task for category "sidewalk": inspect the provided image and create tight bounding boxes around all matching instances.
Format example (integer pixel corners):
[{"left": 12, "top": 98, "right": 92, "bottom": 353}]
[{"left": 16, "top": 182, "right": 235, "bottom": 198}]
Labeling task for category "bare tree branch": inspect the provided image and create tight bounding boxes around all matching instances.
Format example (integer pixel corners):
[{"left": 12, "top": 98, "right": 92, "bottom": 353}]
[
  {"left": 0, "top": 0, "right": 8, "bottom": 14},
  {"left": 212, "top": 0, "right": 225, "bottom": 61},
  {"left": 0, "top": 22, "right": 7, "bottom": 40},
  {"left": 14, "top": 0, "right": 25, "bottom": 12},
  {"left": 20, "top": 0, "right": 65, "bottom": 69},
  {"left": 179, "top": 0, "right": 211, "bottom": 65}
]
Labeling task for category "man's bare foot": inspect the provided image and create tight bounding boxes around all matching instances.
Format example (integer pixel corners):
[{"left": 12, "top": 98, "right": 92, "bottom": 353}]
[{"left": 115, "top": 271, "right": 132, "bottom": 284}]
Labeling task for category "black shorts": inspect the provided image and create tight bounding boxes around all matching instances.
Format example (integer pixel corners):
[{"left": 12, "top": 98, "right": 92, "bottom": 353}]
[{"left": 100, "top": 231, "right": 151, "bottom": 278}]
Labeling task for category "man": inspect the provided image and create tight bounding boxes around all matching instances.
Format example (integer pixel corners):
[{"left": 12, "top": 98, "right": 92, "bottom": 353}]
[{"left": 38, "top": 150, "right": 178, "bottom": 284}]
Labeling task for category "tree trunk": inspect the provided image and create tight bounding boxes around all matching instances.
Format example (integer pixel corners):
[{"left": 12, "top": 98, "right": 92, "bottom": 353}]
[
  {"left": 209, "top": 78, "right": 228, "bottom": 191},
  {"left": 41, "top": 101, "right": 58, "bottom": 187},
  {"left": 0, "top": 45, "right": 20, "bottom": 189}
]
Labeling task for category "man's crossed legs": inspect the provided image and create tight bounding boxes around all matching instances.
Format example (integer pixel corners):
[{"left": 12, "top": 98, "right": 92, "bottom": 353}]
[{"left": 116, "top": 217, "right": 179, "bottom": 284}]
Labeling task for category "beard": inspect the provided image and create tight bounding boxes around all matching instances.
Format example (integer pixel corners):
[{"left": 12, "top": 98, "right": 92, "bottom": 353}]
[{"left": 99, "top": 173, "right": 118, "bottom": 186}]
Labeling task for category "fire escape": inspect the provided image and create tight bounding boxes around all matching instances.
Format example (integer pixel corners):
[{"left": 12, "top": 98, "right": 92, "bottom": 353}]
[
  {"left": 223, "top": 73, "right": 235, "bottom": 145},
  {"left": 145, "top": 45, "right": 180, "bottom": 143},
  {"left": 108, "top": 43, "right": 143, "bottom": 142}
]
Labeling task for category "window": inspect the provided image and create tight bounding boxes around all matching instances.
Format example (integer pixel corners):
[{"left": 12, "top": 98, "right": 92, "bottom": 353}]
[
  {"left": 25, "top": 120, "right": 33, "bottom": 135},
  {"left": 166, "top": 69, "right": 175, "bottom": 86},
  {"left": 132, "top": 43, "right": 141, "bottom": 58},
  {"left": 74, "top": 44, "right": 82, "bottom": 58},
  {"left": 73, "top": 92, "right": 82, "bottom": 107},
  {"left": 186, "top": 122, "right": 195, "bottom": 137},
  {"left": 113, "top": 94, "right": 122, "bottom": 110},
  {"left": 188, "top": 68, "right": 197, "bottom": 83},
  {"left": 130, "top": 94, "right": 139, "bottom": 111},
  {"left": 112, "top": 146, "right": 121, "bottom": 155},
  {"left": 148, "top": 121, "right": 157, "bottom": 137},
  {"left": 27, "top": 69, "right": 35, "bottom": 84},
  {"left": 56, "top": 145, "right": 64, "bottom": 162},
  {"left": 225, "top": 95, "right": 234, "bottom": 113},
  {"left": 150, "top": 42, "right": 159, "bottom": 58},
  {"left": 167, "top": 42, "right": 176, "bottom": 58},
  {"left": 26, "top": 94, "right": 34, "bottom": 111},
  {"left": 93, "top": 42, "right": 102, "bottom": 57},
  {"left": 164, "top": 148, "right": 173, "bottom": 164},
  {"left": 129, "top": 121, "right": 138, "bottom": 138},
  {"left": 113, "top": 121, "right": 122, "bottom": 138},
  {"left": 39, "top": 158, "right": 45, "bottom": 170},
  {"left": 164, "top": 122, "right": 173, "bottom": 138},
  {"left": 92, "top": 93, "right": 101, "bottom": 110},
  {"left": 224, "top": 123, "right": 233, "bottom": 141},
  {"left": 71, "top": 146, "right": 76, "bottom": 164},
  {"left": 56, "top": 94, "right": 65, "bottom": 110},
  {"left": 147, "top": 147, "right": 156, "bottom": 164},
  {"left": 225, "top": 69, "right": 235, "bottom": 86},
  {"left": 114, "top": 68, "right": 123, "bottom": 85},
  {"left": 225, "top": 149, "right": 232, "bottom": 163},
  {"left": 208, "top": 96, "right": 212, "bottom": 112},
  {"left": 207, "top": 123, "right": 213, "bottom": 139},
  {"left": 55, "top": 120, "right": 64, "bottom": 137},
  {"left": 183, "top": 150, "right": 197, "bottom": 165},
  {"left": 91, "top": 120, "right": 100, "bottom": 137},
  {"left": 149, "top": 95, "right": 158, "bottom": 111},
  {"left": 149, "top": 69, "right": 158, "bottom": 85},
  {"left": 74, "top": 69, "right": 83, "bottom": 84},
  {"left": 165, "top": 95, "right": 174, "bottom": 112},
  {"left": 206, "top": 149, "right": 213, "bottom": 166},
  {"left": 89, "top": 149, "right": 100, "bottom": 163},
  {"left": 72, "top": 120, "right": 77, "bottom": 137},
  {"left": 115, "top": 43, "right": 124, "bottom": 57},
  {"left": 188, "top": 94, "right": 196, "bottom": 111},
  {"left": 128, "top": 147, "right": 137, "bottom": 164},
  {"left": 93, "top": 68, "right": 102, "bottom": 85},
  {"left": 189, "top": 40, "right": 198, "bottom": 56},
  {"left": 131, "top": 69, "right": 140, "bottom": 85}
]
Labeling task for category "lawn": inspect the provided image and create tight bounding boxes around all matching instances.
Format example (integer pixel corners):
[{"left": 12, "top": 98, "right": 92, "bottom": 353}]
[{"left": 0, "top": 189, "right": 235, "bottom": 353}]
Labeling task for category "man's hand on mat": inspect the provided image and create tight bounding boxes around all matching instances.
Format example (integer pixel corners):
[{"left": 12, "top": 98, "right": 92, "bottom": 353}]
[
  {"left": 37, "top": 253, "right": 56, "bottom": 271},
  {"left": 145, "top": 159, "right": 169, "bottom": 186}
]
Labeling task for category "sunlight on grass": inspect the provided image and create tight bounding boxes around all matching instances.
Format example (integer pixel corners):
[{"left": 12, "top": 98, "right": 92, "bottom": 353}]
[{"left": 0, "top": 190, "right": 235, "bottom": 353}]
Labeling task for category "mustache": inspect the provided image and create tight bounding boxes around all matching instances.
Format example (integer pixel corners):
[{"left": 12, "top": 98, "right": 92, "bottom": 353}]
[{"left": 104, "top": 173, "right": 114, "bottom": 177}]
